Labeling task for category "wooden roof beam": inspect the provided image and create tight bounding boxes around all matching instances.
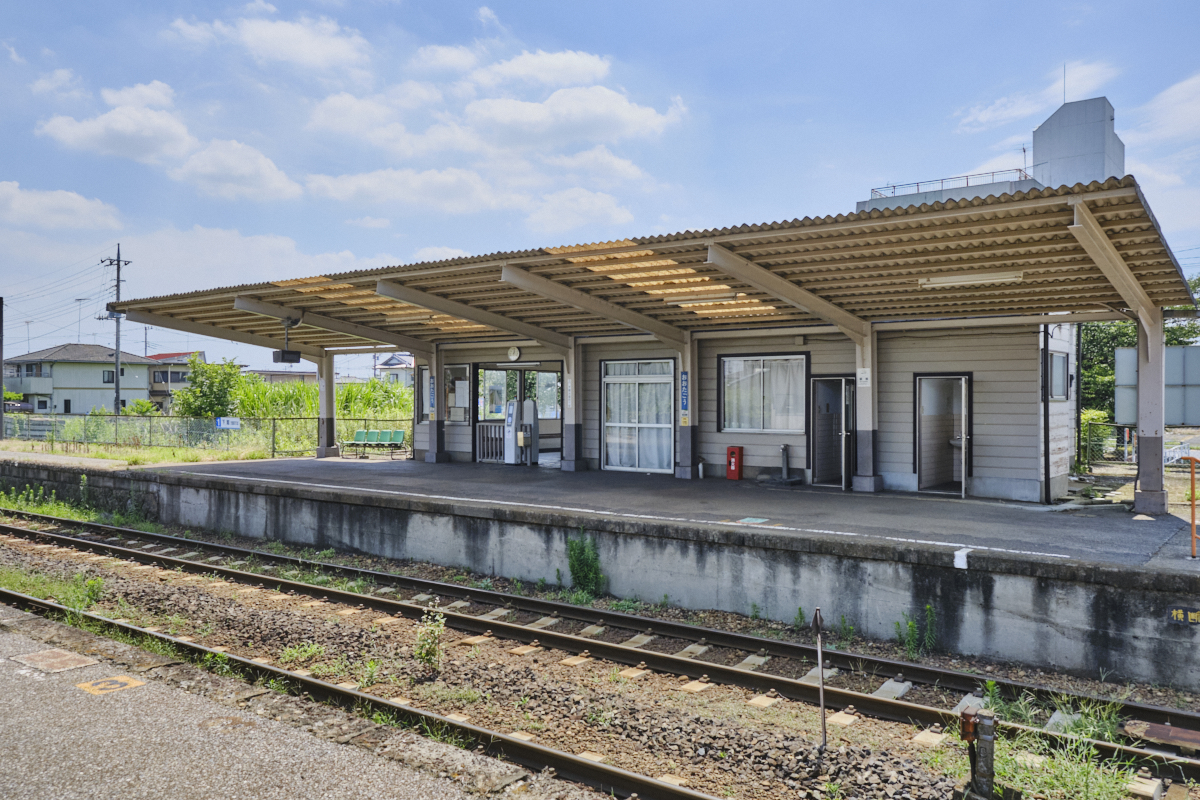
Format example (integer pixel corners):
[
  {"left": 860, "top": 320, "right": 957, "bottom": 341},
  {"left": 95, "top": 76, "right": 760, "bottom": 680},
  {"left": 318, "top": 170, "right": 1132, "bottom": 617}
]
[
  {"left": 1069, "top": 199, "right": 1160, "bottom": 336},
  {"left": 706, "top": 244, "right": 869, "bottom": 345},
  {"left": 375, "top": 279, "right": 569, "bottom": 355},
  {"left": 233, "top": 296, "right": 433, "bottom": 358},
  {"left": 122, "top": 309, "right": 327, "bottom": 359},
  {"left": 499, "top": 264, "right": 688, "bottom": 351}
]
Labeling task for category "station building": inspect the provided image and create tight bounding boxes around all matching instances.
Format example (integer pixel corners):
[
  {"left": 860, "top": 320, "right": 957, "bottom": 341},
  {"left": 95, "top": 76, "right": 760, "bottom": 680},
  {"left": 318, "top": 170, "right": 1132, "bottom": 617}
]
[{"left": 111, "top": 99, "right": 1194, "bottom": 514}]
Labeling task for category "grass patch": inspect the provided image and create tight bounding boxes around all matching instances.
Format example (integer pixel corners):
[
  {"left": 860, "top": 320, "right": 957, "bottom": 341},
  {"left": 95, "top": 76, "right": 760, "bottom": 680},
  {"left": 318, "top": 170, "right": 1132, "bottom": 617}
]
[
  {"left": 278, "top": 642, "right": 326, "bottom": 665},
  {"left": 0, "top": 566, "right": 104, "bottom": 611},
  {"left": 415, "top": 681, "right": 482, "bottom": 706}
]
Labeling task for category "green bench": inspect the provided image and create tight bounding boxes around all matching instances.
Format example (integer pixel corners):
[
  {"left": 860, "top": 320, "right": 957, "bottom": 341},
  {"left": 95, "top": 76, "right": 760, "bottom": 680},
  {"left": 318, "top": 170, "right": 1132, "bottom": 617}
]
[{"left": 341, "top": 429, "right": 409, "bottom": 459}]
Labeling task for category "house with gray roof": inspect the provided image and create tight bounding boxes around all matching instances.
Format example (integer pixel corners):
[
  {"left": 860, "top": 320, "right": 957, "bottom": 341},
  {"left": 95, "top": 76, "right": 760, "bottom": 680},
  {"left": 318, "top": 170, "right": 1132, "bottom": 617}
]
[{"left": 3, "top": 343, "right": 156, "bottom": 414}]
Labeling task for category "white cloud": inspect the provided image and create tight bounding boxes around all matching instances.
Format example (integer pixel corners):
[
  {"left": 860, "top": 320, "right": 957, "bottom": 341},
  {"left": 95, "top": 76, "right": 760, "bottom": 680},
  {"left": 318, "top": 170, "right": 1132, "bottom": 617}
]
[
  {"left": 410, "top": 44, "right": 478, "bottom": 73},
  {"left": 466, "top": 86, "right": 685, "bottom": 147},
  {"left": 957, "top": 61, "right": 1119, "bottom": 133},
  {"left": 1124, "top": 72, "right": 1200, "bottom": 146},
  {"left": 244, "top": 0, "right": 277, "bottom": 13},
  {"left": 307, "top": 167, "right": 524, "bottom": 213},
  {"left": 167, "top": 15, "right": 369, "bottom": 71},
  {"left": 477, "top": 7, "right": 502, "bottom": 27},
  {"left": 101, "top": 80, "right": 175, "bottom": 109},
  {"left": 168, "top": 140, "right": 302, "bottom": 201},
  {"left": 470, "top": 50, "right": 610, "bottom": 88},
  {"left": 30, "top": 68, "right": 86, "bottom": 99},
  {"left": 543, "top": 145, "right": 644, "bottom": 185},
  {"left": 525, "top": 187, "right": 632, "bottom": 234},
  {"left": 308, "top": 92, "right": 481, "bottom": 157},
  {"left": 0, "top": 181, "right": 121, "bottom": 230},
  {"left": 346, "top": 216, "right": 390, "bottom": 228},
  {"left": 37, "top": 105, "right": 198, "bottom": 164},
  {"left": 412, "top": 245, "right": 471, "bottom": 261},
  {"left": 4, "top": 43, "right": 25, "bottom": 64}
]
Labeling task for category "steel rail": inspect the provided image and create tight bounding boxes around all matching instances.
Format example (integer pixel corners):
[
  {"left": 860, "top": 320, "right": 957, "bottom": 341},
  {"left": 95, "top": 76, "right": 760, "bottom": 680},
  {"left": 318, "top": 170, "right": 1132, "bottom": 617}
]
[
  {"left": 4, "top": 508, "right": 1199, "bottom": 731},
  {"left": 4, "top": 519, "right": 1200, "bottom": 782},
  {"left": 0, "top": 586, "right": 718, "bottom": 800}
]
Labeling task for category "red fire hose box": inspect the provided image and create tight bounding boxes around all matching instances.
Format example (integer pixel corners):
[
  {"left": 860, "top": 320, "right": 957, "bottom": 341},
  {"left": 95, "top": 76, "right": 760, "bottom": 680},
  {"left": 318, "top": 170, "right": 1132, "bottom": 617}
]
[{"left": 726, "top": 446, "right": 743, "bottom": 480}]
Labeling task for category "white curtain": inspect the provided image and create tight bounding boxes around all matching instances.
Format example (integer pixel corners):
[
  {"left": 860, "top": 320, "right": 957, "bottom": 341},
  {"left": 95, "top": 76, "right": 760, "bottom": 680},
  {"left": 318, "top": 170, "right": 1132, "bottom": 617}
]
[
  {"left": 723, "top": 358, "right": 763, "bottom": 430},
  {"left": 764, "top": 358, "right": 805, "bottom": 431}
]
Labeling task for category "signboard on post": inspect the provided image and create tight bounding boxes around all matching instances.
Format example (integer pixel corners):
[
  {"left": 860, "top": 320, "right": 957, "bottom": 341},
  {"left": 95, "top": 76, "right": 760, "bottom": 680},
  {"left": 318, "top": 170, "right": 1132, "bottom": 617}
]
[
  {"left": 680, "top": 370, "right": 689, "bottom": 427},
  {"left": 215, "top": 417, "right": 241, "bottom": 430}
]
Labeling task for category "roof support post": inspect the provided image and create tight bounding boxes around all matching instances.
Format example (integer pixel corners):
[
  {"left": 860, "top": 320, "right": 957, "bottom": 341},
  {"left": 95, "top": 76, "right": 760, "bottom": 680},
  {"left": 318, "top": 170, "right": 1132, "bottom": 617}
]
[
  {"left": 852, "top": 325, "right": 883, "bottom": 491},
  {"left": 560, "top": 336, "right": 587, "bottom": 472},
  {"left": 375, "top": 279, "right": 569, "bottom": 356},
  {"left": 1135, "top": 307, "right": 1167, "bottom": 514},
  {"left": 233, "top": 296, "right": 433, "bottom": 359},
  {"left": 1068, "top": 199, "right": 1157, "bottom": 339},
  {"left": 675, "top": 333, "right": 699, "bottom": 479},
  {"left": 499, "top": 264, "right": 688, "bottom": 351},
  {"left": 123, "top": 309, "right": 327, "bottom": 359},
  {"left": 314, "top": 352, "right": 339, "bottom": 458},
  {"left": 424, "top": 344, "right": 450, "bottom": 462}
]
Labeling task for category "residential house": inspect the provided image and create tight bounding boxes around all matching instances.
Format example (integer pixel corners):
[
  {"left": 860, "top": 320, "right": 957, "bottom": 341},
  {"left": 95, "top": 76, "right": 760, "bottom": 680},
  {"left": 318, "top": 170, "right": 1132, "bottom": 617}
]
[{"left": 3, "top": 344, "right": 155, "bottom": 414}]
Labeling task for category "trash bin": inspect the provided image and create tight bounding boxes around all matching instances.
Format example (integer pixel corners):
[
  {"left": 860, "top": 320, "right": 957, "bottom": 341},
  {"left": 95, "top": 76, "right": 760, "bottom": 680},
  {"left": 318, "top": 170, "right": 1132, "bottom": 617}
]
[{"left": 726, "top": 445, "right": 743, "bottom": 480}]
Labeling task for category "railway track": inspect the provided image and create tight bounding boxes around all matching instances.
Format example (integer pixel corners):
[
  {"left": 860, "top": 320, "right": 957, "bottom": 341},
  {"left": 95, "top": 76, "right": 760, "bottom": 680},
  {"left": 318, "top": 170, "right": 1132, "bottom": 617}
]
[{"left": 3, "top": 507, "right": 1199, "bottom": 786}]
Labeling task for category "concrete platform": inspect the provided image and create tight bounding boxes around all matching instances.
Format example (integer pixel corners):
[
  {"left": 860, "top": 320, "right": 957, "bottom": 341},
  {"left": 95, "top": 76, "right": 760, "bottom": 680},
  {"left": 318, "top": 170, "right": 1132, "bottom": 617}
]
[
  {"left": 0, "top": 624, "right": 472, "bottom": 800},
  {"left": 158, "top": 457, "right": 1193, "bottom": 569}
]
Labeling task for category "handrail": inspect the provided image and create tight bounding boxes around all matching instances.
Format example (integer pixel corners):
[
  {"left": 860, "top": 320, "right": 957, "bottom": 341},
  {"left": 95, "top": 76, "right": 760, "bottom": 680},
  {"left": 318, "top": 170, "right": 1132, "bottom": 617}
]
[{"left": 870, "top": 168, "right": 1034, "bottom": 199}]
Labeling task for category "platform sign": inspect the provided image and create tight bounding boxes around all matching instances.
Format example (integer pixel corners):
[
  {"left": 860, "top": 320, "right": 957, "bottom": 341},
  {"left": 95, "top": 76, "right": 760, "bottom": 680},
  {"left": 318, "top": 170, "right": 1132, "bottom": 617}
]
[
  {"left": 680, "top": 371, "right": 689, "bottom": 427},
  {"left": 856, "top": 368, "right": 871, "bottom": 388},
  {"left": 215, "top": 417, "right": 241, "bottom": 430},
  {"left": 77, "top": 676, "right": 145, "bottom": 695},
  {"left": 1168, "top": 606, "right": 1200, "bottom": 625}
]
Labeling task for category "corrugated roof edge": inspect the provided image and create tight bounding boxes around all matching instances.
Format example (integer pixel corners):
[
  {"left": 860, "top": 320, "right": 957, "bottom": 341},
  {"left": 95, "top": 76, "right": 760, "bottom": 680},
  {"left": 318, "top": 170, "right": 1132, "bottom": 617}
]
[{"left": 115, "top": 176, "right": 1164, "bottom": 308}]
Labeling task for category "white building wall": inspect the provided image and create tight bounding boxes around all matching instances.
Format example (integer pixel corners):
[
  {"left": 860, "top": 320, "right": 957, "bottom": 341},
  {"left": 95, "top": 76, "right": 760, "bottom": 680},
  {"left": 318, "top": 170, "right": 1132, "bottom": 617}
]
[{"left": 51, "top": 361, "right": 151, "bottom": 413}]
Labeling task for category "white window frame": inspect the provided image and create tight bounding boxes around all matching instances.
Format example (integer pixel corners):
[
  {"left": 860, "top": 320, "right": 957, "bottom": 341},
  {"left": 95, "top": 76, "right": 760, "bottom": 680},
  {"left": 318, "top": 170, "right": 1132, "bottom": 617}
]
[
  {"left": 720, "top": 354, "right": 807, "bottom": 434},
  {"left": 1049, "top": 352, "right": 1069, "bottom": 401},
  {"left": 601, "top": 359, "right": 675, "bottom": 474}
]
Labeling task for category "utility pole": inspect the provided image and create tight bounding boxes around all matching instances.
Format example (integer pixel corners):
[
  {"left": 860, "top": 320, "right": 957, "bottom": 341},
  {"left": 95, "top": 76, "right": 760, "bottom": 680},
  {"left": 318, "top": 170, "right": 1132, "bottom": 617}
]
[
  {"left": 144, "top": 326, "right": 148, "bottom": 357},
  {"left": 75, "top": 299, "right": 87, "bottom": 342},
  {"left": 100, "top": 245, "right": 130, "bottom": 413},
  {"left": 24, "top": 321, "right": 31, "bottom": 353}
]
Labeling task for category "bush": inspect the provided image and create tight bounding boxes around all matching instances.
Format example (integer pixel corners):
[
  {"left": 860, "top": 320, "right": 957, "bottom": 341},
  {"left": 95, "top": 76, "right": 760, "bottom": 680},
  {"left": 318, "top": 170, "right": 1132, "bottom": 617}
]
[{"left": 567, "top": 534, "right": 604, "bottom": 596}]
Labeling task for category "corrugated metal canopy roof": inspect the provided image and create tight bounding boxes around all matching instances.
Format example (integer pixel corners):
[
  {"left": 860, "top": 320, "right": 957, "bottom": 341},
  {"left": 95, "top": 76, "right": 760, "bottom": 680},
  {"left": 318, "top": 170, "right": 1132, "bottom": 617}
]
[{"left": 111, "top": 177, "right": 1194, "bottom": 356}]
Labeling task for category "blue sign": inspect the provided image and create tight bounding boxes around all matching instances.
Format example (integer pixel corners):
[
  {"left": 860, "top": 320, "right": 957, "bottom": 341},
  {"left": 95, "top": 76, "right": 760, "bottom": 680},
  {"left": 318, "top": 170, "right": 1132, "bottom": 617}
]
[
  {"left": 680, "top": 371, "right": 689, "bottom": 411},
  {"left": 215, "top": 417, "right": 241, "bottom": 430}
]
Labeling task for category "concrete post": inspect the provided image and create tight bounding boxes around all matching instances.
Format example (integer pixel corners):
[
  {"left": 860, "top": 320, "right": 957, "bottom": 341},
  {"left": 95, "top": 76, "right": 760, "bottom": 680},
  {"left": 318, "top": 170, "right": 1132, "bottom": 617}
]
[
  {"left": 675, "top": 334, "right": 699, "bottom": 479},
  {"left": 560, "top": 337, "right": 587, "bottom": 471},
  {"left": 315, "top": 354, "right": 339, "bottom": 458},
  {"left": 425, "top": 344, "right": 450, "bottom": 462},
  {"left": 1135, "top": 308, "right": 1167, "bottom": 514},
  {"left": 852, "top": 325, "right": 883, "bottom": 491}
]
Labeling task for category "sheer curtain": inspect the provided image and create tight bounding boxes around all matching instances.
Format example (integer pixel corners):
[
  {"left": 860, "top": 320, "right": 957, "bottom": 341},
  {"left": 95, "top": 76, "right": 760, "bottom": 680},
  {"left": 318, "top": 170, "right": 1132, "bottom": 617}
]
[
  {"left": 723, "top": 358, "right": 763, "bottom": 430},
  {"left": 764, "top": 358, "right": 805, "bottom": 430}
]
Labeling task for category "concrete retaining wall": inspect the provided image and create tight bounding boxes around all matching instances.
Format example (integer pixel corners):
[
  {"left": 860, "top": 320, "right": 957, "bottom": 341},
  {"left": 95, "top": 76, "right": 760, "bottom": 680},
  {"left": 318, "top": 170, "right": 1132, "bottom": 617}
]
[{"left": 5, "top": 458, "right": 1199, "bottom": 691}]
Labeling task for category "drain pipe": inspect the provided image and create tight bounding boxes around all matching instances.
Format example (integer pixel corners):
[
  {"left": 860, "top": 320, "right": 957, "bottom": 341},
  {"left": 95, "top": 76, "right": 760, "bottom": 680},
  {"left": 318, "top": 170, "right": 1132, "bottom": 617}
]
[
  {"left": 1043, "top": 325, "right": 1052, "bottom": 505},
  {"left": 780, "top": 443, "right": 790, "bottom": 481}
]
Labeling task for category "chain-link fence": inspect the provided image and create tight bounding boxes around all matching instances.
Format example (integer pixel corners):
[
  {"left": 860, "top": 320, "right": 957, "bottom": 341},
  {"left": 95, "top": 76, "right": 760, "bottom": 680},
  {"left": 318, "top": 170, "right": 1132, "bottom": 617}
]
[
  {"left": 1, "top": 413, "right": 413, "bottom": 459},
  {"left": 1079, "top": 422, "right": 1196, "bottom": 474}
]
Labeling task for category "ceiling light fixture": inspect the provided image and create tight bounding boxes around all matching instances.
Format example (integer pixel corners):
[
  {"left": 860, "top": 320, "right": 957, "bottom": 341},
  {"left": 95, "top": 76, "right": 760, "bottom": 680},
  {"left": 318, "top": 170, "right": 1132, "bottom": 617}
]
[{"left": 917, "top": 270, "right": 1023, "bottom": 288}]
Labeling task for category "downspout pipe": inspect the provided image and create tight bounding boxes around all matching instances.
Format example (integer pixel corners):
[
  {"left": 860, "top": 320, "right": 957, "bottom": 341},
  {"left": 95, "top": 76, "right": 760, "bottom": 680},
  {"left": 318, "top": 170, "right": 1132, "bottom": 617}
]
[{"left": 1044, "top": 325, "right": 1052, "bottom": 505}]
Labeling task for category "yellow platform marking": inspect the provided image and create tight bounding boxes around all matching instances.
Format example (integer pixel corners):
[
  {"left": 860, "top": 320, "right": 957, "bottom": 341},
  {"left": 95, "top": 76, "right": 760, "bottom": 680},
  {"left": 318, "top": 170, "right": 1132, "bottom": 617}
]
[{"left": 77, "top": 676, "right": 145, "bottom": 695}]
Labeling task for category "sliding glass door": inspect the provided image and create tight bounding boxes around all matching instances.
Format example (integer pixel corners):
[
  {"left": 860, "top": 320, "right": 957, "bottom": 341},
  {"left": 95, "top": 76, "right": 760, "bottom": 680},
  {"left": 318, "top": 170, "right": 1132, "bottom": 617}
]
[{"left": 602, "top": 360, "right": 674, "bottom": 473}]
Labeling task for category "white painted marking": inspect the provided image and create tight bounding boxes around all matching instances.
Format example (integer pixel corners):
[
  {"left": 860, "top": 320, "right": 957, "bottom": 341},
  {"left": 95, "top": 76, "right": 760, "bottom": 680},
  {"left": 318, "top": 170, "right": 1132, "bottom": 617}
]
[
  {"left": 954, "top": 548, "right": 972, "bottom": 569},
  {"left": 183, "top": 472, "right": 1073, "bottom": 561}
]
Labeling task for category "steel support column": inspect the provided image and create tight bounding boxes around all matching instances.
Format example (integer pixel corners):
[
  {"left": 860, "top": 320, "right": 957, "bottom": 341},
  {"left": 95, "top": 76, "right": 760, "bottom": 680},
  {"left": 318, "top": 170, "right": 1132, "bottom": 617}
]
[
  {"left": 852, "top": 325, "right": 883, "bottom": 491},
  {"left": 315, "top": 354, "right": 339, "bottom": 458},
  {"left": 675, "top": 335, "right": 699, "bottom": 479},
  {"left": 1135, "top": 308, "right": 1167, "bottom": 514},
  {"left": 425, "top": 345, "right": 450, "bottom": 463},
  {"left": 560, "top": 337, "right": 587, "bottom": 472}
]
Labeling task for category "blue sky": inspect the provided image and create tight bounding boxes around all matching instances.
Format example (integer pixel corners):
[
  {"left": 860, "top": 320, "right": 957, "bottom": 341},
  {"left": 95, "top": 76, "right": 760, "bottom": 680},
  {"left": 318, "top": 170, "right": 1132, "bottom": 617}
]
[{"left": 3, "top": 1, "right": 1199, "bottom": 373}]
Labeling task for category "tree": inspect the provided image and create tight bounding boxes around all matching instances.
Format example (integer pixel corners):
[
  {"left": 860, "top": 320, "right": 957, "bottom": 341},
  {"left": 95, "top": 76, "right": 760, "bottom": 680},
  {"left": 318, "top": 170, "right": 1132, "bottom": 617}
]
[
  {"left": 171, "top": 354, "right": 242, "bottom": 418},
  {"left": 121, "top": 398, "right": 161, "bottom": 416},
  {"left": 1080, "top": 275, "right": 1200, "bottom": 415},
  {"left": 3, "top": 391, "right": 21, "bottom": 402}
]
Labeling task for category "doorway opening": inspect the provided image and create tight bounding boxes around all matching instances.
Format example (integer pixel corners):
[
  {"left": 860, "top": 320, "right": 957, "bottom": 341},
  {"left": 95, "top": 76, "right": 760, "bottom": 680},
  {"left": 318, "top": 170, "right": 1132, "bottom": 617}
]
[
  {"left": 916, "top": 376, "right": 969, "bottom": 496},
  {"left": 475, "top": 362, "right": 562, "bottom": 465},
  {"left": 811, "top": 377, "right": 855, "bottom": 489}
]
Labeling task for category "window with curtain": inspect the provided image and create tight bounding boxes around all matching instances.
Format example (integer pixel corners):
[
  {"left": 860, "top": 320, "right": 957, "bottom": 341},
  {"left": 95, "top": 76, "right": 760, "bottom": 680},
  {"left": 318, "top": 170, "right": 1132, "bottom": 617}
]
[
  {"left": 721, "top": 355, "right": 806, "bottom": 432},
  {"left": 1050, "top": 353, "right": 1068, "bottom": 400}
]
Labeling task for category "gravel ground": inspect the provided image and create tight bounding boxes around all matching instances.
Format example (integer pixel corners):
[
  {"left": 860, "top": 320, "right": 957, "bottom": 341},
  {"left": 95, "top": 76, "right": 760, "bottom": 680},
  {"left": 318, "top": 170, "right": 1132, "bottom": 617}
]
[
  {"left": 0, "top": 538, "right": 962, "bottom": 800},
  {"left": 16, "top": 508, "right": 1191, "bottom": 714}
]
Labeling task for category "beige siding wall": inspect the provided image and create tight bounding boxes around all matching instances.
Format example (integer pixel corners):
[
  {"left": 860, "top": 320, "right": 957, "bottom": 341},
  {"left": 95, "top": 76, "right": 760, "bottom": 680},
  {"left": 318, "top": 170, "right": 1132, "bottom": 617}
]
[
  {"left": 1045, "top": 324, "right": 1077, "bottom": 497},
  {"left": 697, "top": 334, "right": 854, "bottom": 473},
  {"left": 878, "top": 327, "right": 1041, "bottom": 498}
]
